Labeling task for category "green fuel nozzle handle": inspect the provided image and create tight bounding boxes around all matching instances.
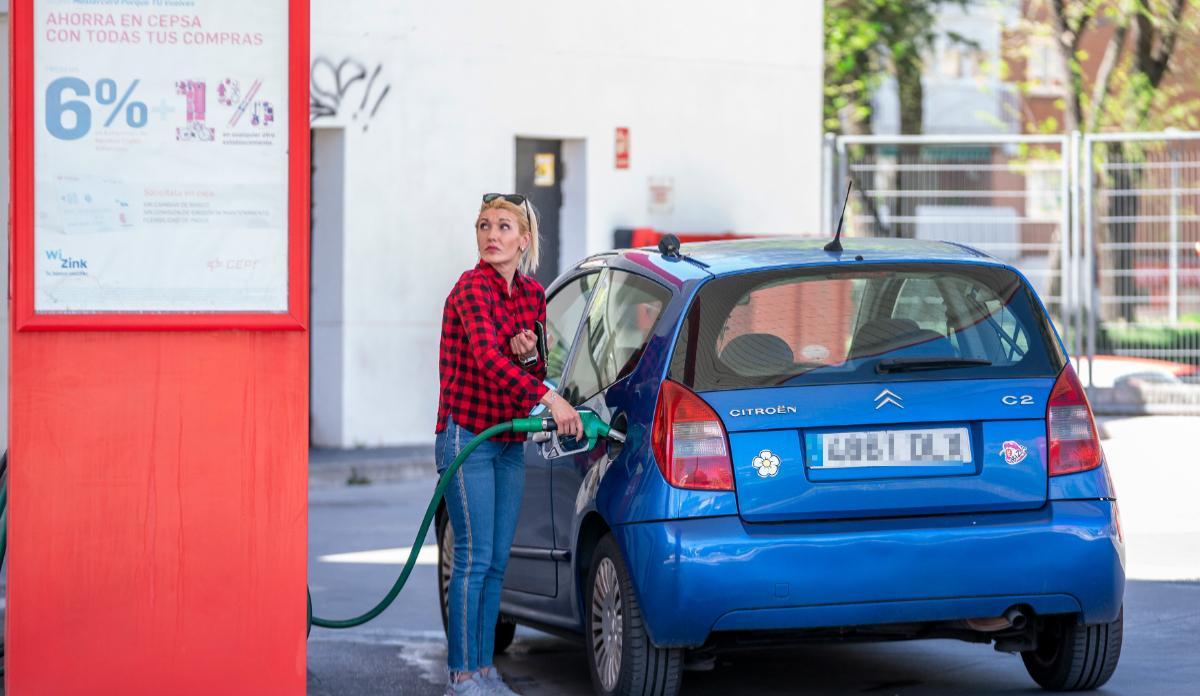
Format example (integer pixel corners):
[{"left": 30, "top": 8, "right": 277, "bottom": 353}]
[
  {"left": 509, "top": 415, "right": 553, "bottom": 434},
  {"left": 511, "top": 410, "right": 626, "bottom": 449}
]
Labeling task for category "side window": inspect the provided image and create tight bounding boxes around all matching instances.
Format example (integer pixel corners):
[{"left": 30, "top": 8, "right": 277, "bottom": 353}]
[
  {"left": 893, "top": 276, "right": 1031, "bottom": 366},
  {"left": 981, "top": 297, "right": 1031, "bottom": 364},
  {"left": 561, "top": 270, "right": 670, "bottom": 404},
  {"left": 543, "top": 273, "right": 599, "bottom": 389}
]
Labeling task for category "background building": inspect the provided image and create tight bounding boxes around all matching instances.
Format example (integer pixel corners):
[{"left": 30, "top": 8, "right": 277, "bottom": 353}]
[
  {"left": 307, "top": 0, "right": 826, "bottom": 448},
  {"left": 871, "top": 0, "right": 1020, "bottom": 135}
]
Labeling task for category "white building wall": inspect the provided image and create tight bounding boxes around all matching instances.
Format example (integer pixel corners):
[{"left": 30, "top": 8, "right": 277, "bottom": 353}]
[{"left": 310, "top": 0, "right": 825, "bottom": 447}]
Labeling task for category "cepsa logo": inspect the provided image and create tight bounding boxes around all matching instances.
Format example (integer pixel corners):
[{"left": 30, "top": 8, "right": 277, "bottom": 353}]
[
  {"left": 44, "top": 249, "right": 89, "bottom": 276},
  {"left": 207, "top": 258, "right": 260, "bottom": 271}
]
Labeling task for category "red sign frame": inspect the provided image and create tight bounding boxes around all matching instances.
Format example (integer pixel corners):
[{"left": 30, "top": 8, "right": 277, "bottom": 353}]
[{"left": 10, "top": 0, "right": 310, "bottom": 331}]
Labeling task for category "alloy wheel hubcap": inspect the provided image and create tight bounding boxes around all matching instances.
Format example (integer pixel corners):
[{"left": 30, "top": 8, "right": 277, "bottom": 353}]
[{"left": 591, "top": 557, "right": 623, "bottom": 691}]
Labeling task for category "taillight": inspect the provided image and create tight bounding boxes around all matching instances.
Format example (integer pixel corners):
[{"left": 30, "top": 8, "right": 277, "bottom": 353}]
[
  {"left": 651, "top": 380, "right": 734, "bottom": 491},
  {"left": 1046, "top": 364, "right": 1102, "bottom": 476}
]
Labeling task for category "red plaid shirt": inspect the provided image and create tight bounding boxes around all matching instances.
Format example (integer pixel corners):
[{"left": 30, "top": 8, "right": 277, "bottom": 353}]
[{"left": 436, "top": 260, "right": 549, "bottom": 442}]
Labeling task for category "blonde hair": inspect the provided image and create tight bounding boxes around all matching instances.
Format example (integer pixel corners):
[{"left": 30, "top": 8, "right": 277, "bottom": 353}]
[{"left": 478, "top": 197, "right": 540, "bottom": 274}]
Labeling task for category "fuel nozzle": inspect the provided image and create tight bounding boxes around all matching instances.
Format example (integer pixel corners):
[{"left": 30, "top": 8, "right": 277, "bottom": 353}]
[
  {"left": 579, "top": 411, "right": 625, "bottom": 444},
  {"left": 511, "top": 410, "right": 625, "bottom": 450}
]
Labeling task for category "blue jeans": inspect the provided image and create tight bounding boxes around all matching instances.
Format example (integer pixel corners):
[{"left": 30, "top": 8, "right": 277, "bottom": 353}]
[{"left": 435, "top": 417, "right": 525, "bottom": 673}]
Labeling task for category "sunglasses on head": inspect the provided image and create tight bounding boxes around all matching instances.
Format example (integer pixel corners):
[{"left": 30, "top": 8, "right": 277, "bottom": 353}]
[{"left": 482, "top": 193, "right": 526, "bottom": 206}]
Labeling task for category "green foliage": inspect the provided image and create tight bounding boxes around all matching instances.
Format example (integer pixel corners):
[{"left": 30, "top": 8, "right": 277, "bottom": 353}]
[
  {"left": 1098, "top": 323, "right": 1200, "bottom": 364},
  {"left": 823, "top": 0, "right": 972, "bottom": 134},
  {"left": 1017, "top": 0, "right": 1200, "bottom": 134}
]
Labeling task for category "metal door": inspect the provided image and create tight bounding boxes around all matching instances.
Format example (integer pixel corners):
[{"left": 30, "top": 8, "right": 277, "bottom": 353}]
[{"left": 515, "top": 138, "right": 563, "bottom": 288}]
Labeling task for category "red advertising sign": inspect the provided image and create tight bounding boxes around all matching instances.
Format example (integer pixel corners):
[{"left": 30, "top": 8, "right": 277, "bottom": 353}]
[
  {"left": 12, "top": 0, "right": 309, "bottom": 330},
  {"left": 615, "top": 126, "right": 630, "bottom": 169}
]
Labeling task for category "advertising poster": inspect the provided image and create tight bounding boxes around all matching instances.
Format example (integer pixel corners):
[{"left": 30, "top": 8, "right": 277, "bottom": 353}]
[{"left": 33, "top": 0, "right": 290, "bottom": 313}]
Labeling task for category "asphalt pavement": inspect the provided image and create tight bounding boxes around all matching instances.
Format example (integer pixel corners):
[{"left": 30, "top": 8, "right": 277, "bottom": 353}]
[
  {"left": 306, "top": 578, "right": 1200, "bottom": 695},
  {"left": 0, "top": 415, "right": 1194, "bottom": 694},
  {"left": 307, "top": 414, "right": 1200, "bottom": 695}
]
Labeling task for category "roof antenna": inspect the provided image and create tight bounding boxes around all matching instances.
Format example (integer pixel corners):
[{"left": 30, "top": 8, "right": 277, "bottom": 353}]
[{"left": 824, "top": 177, "right": 853, "bottom": 253}]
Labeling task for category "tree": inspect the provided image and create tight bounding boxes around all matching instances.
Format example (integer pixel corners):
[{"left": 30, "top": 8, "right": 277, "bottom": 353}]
[
  {"left": 1011, "top": 1, "right": 1198, "bottom": 321},
  {"left": 824, "top": 0, "right": 973, "bottom": 135},
  {"left": 1038, "top": 0, "right": 1199, "bottom": 320},
  {"left": 825, "top": 0, "right": 975, "bottom": 237},
  {"left": 824, "top": 1, "right": 881, "bottom": 136},
  {"left": 1035, "top": 0, "right": 1197, "bottom": 133}
]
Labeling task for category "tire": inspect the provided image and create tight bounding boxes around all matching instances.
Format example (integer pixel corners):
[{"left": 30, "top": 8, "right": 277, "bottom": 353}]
[
  {"left": 1021, "top": 609, "right": 1123, "bottom": 691},
  {"left": 436, "top": 511, "right": 517, "bottom": 655},
  {"left": 586, "top": 534, "right": 682, "bottom": 696}
]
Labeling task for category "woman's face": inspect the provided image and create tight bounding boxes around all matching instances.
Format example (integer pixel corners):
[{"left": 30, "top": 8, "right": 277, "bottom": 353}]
[{"left": 476, "top": 207, "right": 527, "bottom": 270}]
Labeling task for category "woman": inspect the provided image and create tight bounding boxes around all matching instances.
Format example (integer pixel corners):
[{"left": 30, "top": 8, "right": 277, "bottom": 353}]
[{"left": 435, "top": 193, "right": 582, "bottom": 696}]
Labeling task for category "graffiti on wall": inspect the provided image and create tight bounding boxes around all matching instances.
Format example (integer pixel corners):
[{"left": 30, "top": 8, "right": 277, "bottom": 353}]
[{"left": 310, "top": 57, "right": 391, "bottom": 131}]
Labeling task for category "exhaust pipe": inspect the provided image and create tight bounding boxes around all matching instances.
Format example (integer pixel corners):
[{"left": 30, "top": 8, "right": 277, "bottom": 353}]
[{"left": 1004, "top": 606, "right": 1028, "bottom": 631}]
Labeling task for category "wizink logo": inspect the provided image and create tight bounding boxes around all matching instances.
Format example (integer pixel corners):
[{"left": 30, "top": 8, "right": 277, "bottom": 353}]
[{"left": 45, "top": 249, "right": 89, "bottom": 271}]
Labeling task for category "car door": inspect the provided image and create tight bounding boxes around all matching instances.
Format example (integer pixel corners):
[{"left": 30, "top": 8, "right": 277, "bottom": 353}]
[
  {"left": 504, "top": 271, "right": 600, "bottom": 597},
  {"left": 549, "top": 269, "right": 672, "bottom": 553}
]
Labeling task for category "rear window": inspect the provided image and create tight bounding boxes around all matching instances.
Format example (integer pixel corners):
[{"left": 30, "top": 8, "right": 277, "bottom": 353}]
[{"left": 669, "top": 263, "right": 1066, "bottom": 391}]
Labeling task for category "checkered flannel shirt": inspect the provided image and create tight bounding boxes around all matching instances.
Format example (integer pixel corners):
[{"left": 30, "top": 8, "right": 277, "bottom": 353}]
[{"left": 436, "top": 260, "right": 549, "bottom": 442}]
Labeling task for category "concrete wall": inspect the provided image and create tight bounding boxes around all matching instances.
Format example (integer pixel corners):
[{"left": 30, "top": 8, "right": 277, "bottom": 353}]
[{"left": 309, "top": 0, "right": 825, "bottom": 447}]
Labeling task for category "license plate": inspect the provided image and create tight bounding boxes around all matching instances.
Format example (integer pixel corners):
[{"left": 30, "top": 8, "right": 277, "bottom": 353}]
[{"left": 817, "top": 427, "right": 972, "bottom": 469}]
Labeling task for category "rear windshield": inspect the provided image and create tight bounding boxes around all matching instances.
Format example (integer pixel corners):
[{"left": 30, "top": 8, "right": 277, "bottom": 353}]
[{"left": 669, "top": 263, "right": 1066, "bottom": 391}]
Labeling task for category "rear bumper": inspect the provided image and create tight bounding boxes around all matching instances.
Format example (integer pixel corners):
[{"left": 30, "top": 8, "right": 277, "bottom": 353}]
[{"left": 613, "top": 500, "right": 1124, "bottom": 648}]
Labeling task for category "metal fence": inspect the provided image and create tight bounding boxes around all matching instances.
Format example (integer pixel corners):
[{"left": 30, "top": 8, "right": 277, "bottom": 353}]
[{"left": 823, "top": 131, "right": 1200, "bottom": 414}]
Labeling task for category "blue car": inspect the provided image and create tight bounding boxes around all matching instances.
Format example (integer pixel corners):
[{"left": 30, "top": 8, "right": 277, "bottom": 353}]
[{"left": 436, "top": 237, "right": 1124, "bottom": 695}]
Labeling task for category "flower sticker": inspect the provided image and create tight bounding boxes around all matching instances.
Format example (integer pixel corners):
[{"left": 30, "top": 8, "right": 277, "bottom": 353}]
[
  {"left": 999, "top": 440, "right": 1028, "bottom": 465},
  {"left": 752, "top": 449, "right": 781, "bottom": 478}
]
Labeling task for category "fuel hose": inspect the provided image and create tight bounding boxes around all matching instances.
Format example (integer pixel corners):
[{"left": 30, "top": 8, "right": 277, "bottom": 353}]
[{"left": 307, "top": 412, "right": 619, "bottom": 635}]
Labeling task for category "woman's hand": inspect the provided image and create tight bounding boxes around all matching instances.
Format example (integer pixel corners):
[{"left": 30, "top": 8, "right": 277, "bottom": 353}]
[
  {"left": 510, "top": 329, "right": 537, "bottom": 362},
  {"left": 541, "top": 391, "right": 582, "bottom": 439}
]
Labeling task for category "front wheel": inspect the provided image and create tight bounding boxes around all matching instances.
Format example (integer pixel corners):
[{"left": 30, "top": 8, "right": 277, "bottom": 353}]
[
  {"left": 586, "top": 534, "right": 682, "bottom": 696},
  {"left": 436, "top": 512, "right": 516, "bottom": 655},
  {"left": 1021, "top": 609, "right": 1123, "bottom": 691}
]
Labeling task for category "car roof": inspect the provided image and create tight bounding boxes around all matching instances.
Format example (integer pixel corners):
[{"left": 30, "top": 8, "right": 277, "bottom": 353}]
[{"left": 608, "top": 236, "right": 1005, "bottom": 280}]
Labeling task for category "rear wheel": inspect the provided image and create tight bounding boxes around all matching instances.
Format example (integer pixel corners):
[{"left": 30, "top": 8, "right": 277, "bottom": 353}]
[
  {"left": 436, "top": 512, "right": 516, "bottom": 655},
  {"left": 1021, "top": 609, "right": 1123, "bottom": 691},
  {"left": 586, "top": 534, "right": 682, "bottom": 696}
]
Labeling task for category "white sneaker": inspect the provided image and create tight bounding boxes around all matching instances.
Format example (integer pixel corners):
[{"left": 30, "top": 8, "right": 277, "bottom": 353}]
[
  {"left": 477, "top": 669, "right": 521, "bottom": 695},
  {"left": 443, "top": 674, "right": 489, "bottom": 696}
]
